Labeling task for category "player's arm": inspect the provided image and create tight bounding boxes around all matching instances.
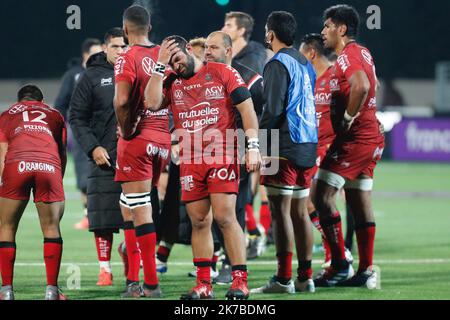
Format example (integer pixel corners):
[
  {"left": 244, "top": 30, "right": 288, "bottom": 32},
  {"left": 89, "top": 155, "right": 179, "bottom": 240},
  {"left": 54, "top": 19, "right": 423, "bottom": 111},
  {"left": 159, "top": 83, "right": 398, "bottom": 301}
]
[
  {"left": 0, "top": 142, "right": 8, "bottom": 180},
  {"left": 57, "top": 121, "right": 67, "bottom": 177},
  {"left": 234, "top": 93, "right": 262, "bottom": 172},
  {"left": 113, "top": 81, "right": 137, "bottom": 140},
  {"left": 144, "top": 39, "right": 179, "bottom": 111},
  {"left": 346, "top": 70, "right": 370, "bottom": 118},
  {"left": 259, "top": 61, "right": 289, "bottom": 130}
]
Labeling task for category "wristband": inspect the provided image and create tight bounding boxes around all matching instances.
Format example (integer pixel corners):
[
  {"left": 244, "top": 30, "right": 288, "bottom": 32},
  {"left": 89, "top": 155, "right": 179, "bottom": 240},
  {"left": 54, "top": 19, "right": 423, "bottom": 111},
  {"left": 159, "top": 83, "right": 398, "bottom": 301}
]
[
  {"left": 247, "top": 138, "right": 260, "bottom": 150},
  {"left": 153, "top": 62, "right": 166, "bottom": 76},
  {"left": 343, "top": 110, "right": 355, "bottom": 122}
]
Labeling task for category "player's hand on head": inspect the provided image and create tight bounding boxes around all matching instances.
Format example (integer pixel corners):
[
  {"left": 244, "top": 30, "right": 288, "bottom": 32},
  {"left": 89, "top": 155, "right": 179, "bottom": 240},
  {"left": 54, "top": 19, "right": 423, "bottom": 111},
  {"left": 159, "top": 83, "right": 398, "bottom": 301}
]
[
  {"left": 158, "top": 39, "right": 180, "bottom": 65},
  {"left": 92, "top": 146, "right": 111, "bottom": 167}
]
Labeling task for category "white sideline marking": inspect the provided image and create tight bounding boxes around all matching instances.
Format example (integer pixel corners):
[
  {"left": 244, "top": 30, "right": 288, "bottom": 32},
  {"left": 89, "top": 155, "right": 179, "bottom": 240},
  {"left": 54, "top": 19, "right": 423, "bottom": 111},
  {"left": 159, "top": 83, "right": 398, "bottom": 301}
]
[{"left": 14, "top": 258, "right": 450, "bottom": 267}]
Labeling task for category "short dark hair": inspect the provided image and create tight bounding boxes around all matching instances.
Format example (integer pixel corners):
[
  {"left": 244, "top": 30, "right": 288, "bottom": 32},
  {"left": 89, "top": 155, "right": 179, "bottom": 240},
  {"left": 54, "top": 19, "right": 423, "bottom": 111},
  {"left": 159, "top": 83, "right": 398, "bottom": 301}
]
[
  {"left": 266, "top": 11, "right": 297, "bottom": 46},
  {"left": 208, "top": 31, "right": 232, "bottom": 48},
  {"left": 324, "top": 4, "right": 360, "bottom": 38},
  {"left": 17, "top": 84, "right": 44, "bottom": 102},
  {"left": 164, "top": 35, "right": 189, "bottom": 54},
  {"left": 81, "top": 38, "right": 101, "bottom": 55},
  {"left": 301, "top": 33, "right": 333, "bottom": 57},
  {"left": 104, "top": 27, "right": 124, "bottom": 44},
  {"left": 225, "top": 11, "right": 254, "bottom": 41},
  {"left": 123, "top": 5, "right": 151, "bottom": 31}
]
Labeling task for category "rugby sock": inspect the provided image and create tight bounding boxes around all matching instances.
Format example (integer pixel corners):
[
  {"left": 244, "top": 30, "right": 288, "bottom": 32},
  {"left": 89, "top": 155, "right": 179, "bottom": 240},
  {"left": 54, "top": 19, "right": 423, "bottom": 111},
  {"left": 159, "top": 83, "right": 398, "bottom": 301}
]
[
  {"left": 245, "top": 204, "right": 261, "bottom": 236},
  {"left": 309, "top": 211, "right": 331, "bottom": 262},
  {"left": 231, "top": 265, "right": 248, "bottom": 282},
  {"left": 156, "top": 241, "right": 173, "bottom": 263},
  {"left": 259, "top": 201, "right": 272, "bottom": 235},
  {"left": 43, "top": 238, "right": 63, "bottom": 286},
  {"left": 276, "top": 252, "right": 293, "bottom": 284},
  {"left": 320, "top": 211, "right": 348, "bottom": 270},
  {"left": 297, "top": 260, "right": 313, "bottom": 282},
  {"left": 194, "top": 258, "right": 212, "bottom": 284},
  {"left": 136, "top": 223, "right": 158, "bottom": 288},
  {"left": 123, "top": 222, "right": 140, "bottom": 284},
  {"left": 355, "top": 223, "right": 376, "bottom": 273},
  {"left": 94, "top": 232, "right": 113, "bottom": 273},
  {"left": 0, "top": 242, "right": 16, "bottom": 286}
]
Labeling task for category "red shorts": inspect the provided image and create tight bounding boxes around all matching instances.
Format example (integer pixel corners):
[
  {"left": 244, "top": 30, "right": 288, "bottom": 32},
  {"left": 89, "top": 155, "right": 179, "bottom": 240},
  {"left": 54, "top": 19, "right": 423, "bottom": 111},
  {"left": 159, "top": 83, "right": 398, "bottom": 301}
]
[
  {"left": 179, "top": 162, "right": 240, "bottom": 202},
  {"left": 0, "top": 161, "right": 64, "bottom": 203},
  {"left": 261, "top": 158, "right": 312, "bottom": 189},
  {"left": 320, "top": 138, "right": 385, "bottom": 180},
  {"left": 115, "top": 137, "right": 170, "bottom": 185},
  {"left": 304, "top": 143, "right": 331, "bottom": 184}
]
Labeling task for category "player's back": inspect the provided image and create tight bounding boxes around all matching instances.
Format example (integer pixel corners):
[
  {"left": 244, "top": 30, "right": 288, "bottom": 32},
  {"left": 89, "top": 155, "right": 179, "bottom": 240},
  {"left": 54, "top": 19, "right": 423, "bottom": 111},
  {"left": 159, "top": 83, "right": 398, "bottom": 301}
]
[
  {"left": 0, "top": 101, "right": 65, "bottom": 167},
  {"left": 114, "top": 44, "right": 170, "bottom": 141}
]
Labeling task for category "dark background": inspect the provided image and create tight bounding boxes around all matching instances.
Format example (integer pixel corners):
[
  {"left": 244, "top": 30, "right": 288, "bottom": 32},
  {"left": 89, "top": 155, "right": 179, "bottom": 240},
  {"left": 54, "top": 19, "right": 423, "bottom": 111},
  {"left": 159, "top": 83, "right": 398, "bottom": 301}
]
[{"left": 0, "top": 0, "right": 448, "bottom": 79}]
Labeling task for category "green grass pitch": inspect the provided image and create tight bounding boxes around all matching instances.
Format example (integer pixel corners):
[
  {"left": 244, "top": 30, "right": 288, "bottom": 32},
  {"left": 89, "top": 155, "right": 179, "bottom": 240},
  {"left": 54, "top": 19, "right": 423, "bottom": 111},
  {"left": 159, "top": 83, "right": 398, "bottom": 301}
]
[{"left": 9, "top": 159, "right": 450, "bottom": 300}]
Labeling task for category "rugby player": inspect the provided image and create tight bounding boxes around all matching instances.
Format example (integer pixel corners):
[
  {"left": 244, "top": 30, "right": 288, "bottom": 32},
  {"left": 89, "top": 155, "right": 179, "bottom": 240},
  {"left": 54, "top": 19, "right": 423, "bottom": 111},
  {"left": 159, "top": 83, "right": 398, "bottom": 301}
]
[
  {"left": 113, "top": 5, "right": 170, "bottom": 298},
  {"left": 253, "top": 11, "right": 318, "bottom": 294},
  {"left": 204, "top": 31, "right": 265, "bottom": 282},
  {"left": 145, "top": 35, "right": 261, "bottom": 300},
  {"left": 314, "top": 5, "right": 384, "bottom": 288},
  {"left": 0, "top": 85, "right": 67, "bottom": 300}
]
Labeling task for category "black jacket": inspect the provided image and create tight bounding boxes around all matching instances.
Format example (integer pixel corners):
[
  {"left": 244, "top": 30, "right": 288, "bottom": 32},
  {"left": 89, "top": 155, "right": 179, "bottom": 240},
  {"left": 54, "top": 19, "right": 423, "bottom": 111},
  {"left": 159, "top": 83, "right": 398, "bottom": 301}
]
[
  {"left": 233, "top": 41, "right": 267, "bottom": 75},
  {"left": 69, "top": 52, "right": 117, "bottom": 162},
  {"left": 55, "top": 57, "right": 84, "bottom": 121},
  {"left": 69, "top": 51, "right": 122, "bottom": 231}
]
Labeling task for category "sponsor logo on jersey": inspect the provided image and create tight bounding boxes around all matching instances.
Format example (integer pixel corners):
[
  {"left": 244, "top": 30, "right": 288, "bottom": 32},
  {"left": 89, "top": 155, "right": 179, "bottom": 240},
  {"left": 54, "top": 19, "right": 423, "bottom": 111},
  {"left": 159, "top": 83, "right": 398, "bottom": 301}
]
[
  {"left": 146, "top": 143, "right": 170, "bottom": 160},
  {"left": 368, "top": 97, "right": 377, "bottom": 108},
  {"left": 18, "top": 161, "right": 55, "bottom": 174},
  {"left": 226, "top": 65, "right": 245, "bottom": 86},
  {"left": 184, "top": 84, "right": 202, "bottom": 91},
  {"left": 361, "top": 49, "right": 373, "bottom": 66},
  {"left": 174, "top": 89, "right": 184, "bottom": 100},
  {"left": 23, "top": 124, "right": 53, "bottom": 136},
  {"left": 178, "top": 102, "right": 220, "bottom": 133},
  {"left": 9, "top": 104, "right": 28, "bottom": 114},
  {"left": 208, "top": 167, "right": 237, "bottom": 181},
  {"left": 180, "top": 175, "right": 194, "bottom": 191},
  {"left": 205, "top": 86, "right": 225, "bottom": 100},
  {"left": 115, "top": 56, "right": 125, "bottom": 76},
  {"left": 329, "top": 78, "right": 340, "bottom": 91},
  {"left": 315, "top": 92, "right": 332, "bottom": 105},
  {"left": 174, "top": 78, "right": 183, "bottom": 85},
  {"left": 337, "top": 54, "right": 350, "bottom": 73},
  {"left": 142, "top": 57, "right": 156, "bottom": 76},
  {"left": 101, "top": 77, "right": 113, "bottom": 86},
  {"left": 142, "top": 108, "right": 169, "bottom": 118}
]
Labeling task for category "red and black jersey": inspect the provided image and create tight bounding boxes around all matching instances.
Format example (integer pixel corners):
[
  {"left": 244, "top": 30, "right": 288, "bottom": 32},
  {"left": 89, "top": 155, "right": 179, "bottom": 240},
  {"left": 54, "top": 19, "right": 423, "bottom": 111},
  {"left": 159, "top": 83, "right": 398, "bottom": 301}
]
[
  {"left": 114, "top": 44, "right": 170, "bottom": 143},
  {"left": 315, "top": 66, "right": 335, "bottom": 149},
  {"left": 330, "top": 42, "right": 382, "bottom": 141},
  {"left": 0, "top": 101, "right": 66, "bottom": 168},
  {"left": 166, "top": 62, "right": 250, "bottom": 161}
]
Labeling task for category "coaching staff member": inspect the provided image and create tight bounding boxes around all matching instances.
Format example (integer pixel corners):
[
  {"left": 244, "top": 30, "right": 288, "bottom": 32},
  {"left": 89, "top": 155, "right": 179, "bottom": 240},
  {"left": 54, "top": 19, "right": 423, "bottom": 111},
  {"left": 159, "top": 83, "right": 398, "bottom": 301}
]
[{"left": 69, "top": 28, "right": 127, "bottom": 286}]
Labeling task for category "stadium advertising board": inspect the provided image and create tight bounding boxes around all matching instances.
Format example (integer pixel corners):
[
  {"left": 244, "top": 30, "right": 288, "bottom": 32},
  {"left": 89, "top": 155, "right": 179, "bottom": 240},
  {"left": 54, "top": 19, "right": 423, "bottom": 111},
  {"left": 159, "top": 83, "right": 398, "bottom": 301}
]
[{"left": 392, "top": 118, "right": 450, "bottom": 162}]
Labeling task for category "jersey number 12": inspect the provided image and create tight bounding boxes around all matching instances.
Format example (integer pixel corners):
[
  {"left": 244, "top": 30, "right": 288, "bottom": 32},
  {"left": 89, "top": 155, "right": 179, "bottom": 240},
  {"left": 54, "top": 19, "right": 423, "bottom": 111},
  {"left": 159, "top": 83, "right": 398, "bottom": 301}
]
[{"left": 22, "top": 110, "right": 48, "bottom": 125}]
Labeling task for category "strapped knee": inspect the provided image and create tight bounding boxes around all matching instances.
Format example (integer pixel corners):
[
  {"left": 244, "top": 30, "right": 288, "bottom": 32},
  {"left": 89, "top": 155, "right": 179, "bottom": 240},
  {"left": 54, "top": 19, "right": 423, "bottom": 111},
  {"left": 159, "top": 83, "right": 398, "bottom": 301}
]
[{"left": 123, "top": 192, "right": 152, "bottom": 209}]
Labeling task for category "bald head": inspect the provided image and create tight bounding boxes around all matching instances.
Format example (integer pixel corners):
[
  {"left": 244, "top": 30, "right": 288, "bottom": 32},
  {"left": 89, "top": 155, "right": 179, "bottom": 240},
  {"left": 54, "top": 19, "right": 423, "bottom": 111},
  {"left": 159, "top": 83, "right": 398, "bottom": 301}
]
[
  {"left": 205, "top": 31, "right": 233, "bottom": 65},
  {"left": 207, "top": 31, "right": 232, "bottom": 48}
]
